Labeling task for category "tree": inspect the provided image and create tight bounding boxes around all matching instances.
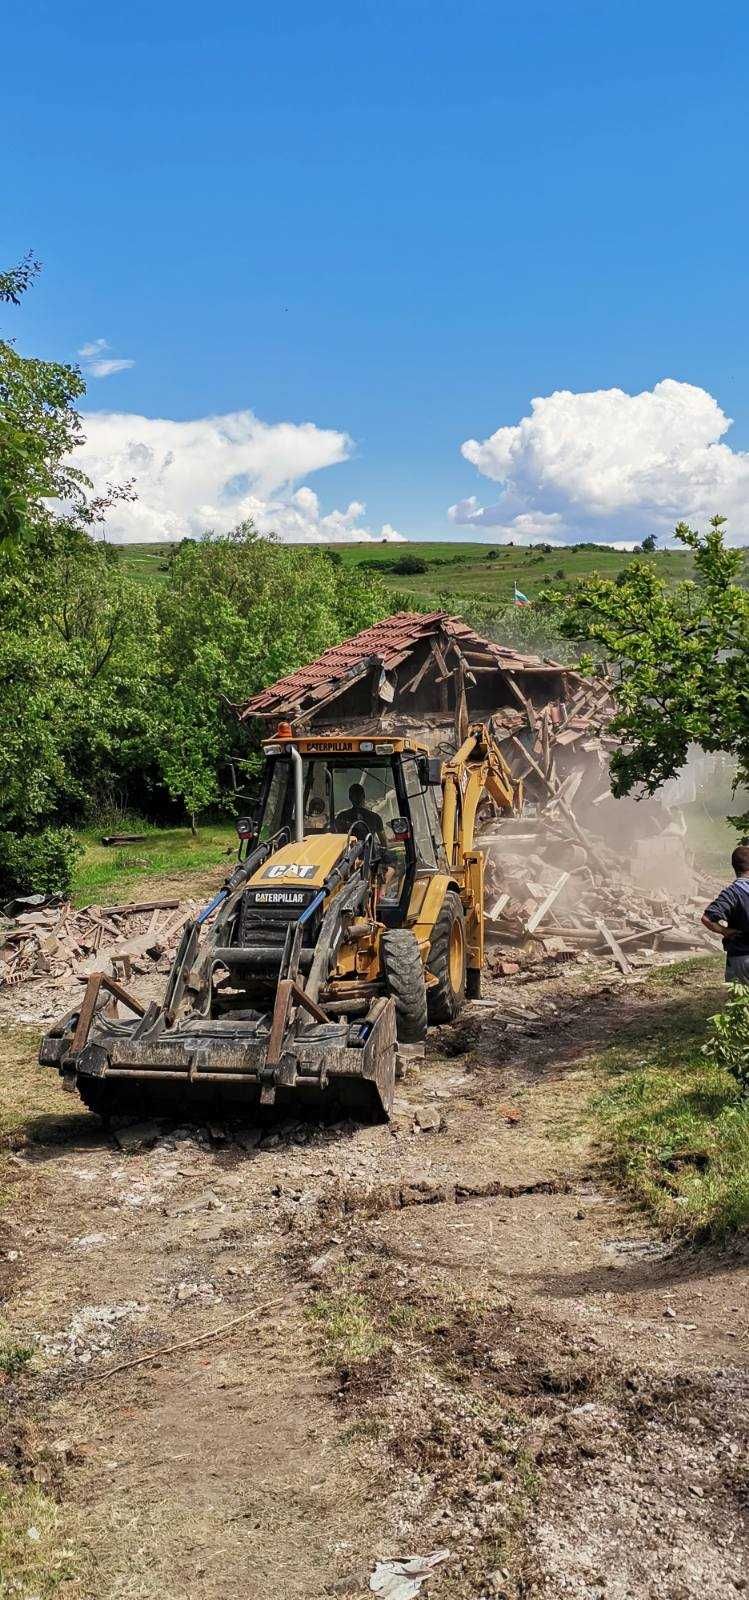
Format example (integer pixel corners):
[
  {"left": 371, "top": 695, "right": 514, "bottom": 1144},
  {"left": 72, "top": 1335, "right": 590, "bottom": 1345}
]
[
  {"left": 155, "top": 522, "right": 391, "bottom": 826},
  {"left": 0, "top": 257, "right": 156, "bottom": 892},
  {"left": 0, "top": 255, "right": 91, "bottom": 548},
  {"left": 0, "top": 518, "right": 160, "bottom": 891},
  {"left": 640, "top": 533, "right": 658, "bottom": 553},
  {"left": 547, "top": 516, "right": 749, "bottom": 817}
]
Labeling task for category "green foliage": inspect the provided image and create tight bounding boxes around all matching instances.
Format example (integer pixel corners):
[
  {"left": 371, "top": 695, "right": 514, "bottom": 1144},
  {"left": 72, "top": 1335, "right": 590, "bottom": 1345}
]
[
  {"left": 0, "top": 252, "right": 41, "bottom": 306},
  {"left": 640, "top": 532, "right": 658, "bottom": 553},
  {"left": 0, "top": 518, "right": 160, "bottom": 894},
  {"left": 546, "top": 517, "right": 749, "bottom": 813},
  {"left": 439, "top": 592, "right": 581, "bottom": 662},
  {"left": 0, "top": 827, "right": 81, "bottom": 898},
  {"left": 117, "top": 534, "right": 749, "bottom": 610},
  {"left": 154, "top": 521, "right": 391, "bottom": 821},
  {"left": 0, "top": 256, "right": 91, "bottom": 548},
  {"left": 0, "top": 518, "right": 393, "bottom": 891},
  {"left": 390, "top": 554, "right": 428, "bottom": 575},
  {"left": 703, "top": 985, "right": 749, "bottom": 1091},
  {"left": 0, "top": 1340, "right": 33, "bottom": 1378},
  {"left": 0, "top": 256, "right": 161, "bottom": 896}
]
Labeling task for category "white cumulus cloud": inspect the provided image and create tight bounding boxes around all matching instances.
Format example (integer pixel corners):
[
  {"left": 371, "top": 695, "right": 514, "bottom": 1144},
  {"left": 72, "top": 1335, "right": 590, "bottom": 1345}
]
[
  {"left": 78, "top": 338, "right": 135, "bottom": 380},
  {"left": 450, "top": 379, "right": 749, "bottom": 543},
  {"left": 74, "top": 407, "right": 403, "bottom": 543}
]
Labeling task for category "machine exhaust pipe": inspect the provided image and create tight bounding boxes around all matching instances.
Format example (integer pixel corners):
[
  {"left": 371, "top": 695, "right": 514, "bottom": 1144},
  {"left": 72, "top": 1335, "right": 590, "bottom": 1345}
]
[{"left": 290, "top": 743, "right": 304, "bottom": 843}]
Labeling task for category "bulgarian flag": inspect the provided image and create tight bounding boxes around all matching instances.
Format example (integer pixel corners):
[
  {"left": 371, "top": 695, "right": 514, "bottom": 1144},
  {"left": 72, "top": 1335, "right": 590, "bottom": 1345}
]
[{"left": 513, "top": 583, "right": 530, "bottom": 606}]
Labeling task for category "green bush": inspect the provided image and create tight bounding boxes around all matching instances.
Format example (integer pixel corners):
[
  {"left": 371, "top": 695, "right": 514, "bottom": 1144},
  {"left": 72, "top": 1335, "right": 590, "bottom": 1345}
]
[
  {"left": 391, "top": 555, "right": 428, "bottom": 575},
  {"left": 0, "top": 826, "right": 82, "bottom": 897},
  {"left": 703, "top": 985, "right": 749, "bottom": 1091}
]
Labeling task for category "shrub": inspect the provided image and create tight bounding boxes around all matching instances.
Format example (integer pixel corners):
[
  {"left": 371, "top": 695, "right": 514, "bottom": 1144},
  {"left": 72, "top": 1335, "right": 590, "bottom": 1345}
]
[
  {"left": 391, "top": 555, "right": 428, "bottom": 576},
  {"left": 0, "top": 826, "right": 82, "bottom": 898},
  {"left": 703, "top": 985, "right": 749, "bottom": 1091}
]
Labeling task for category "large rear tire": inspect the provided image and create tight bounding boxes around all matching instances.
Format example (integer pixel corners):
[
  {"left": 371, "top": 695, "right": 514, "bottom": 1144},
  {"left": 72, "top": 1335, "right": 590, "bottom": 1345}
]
[
  {"left": 427, "top": 891, "right": 466, "bottom": 1023},
  {"left": 381, "top": 929, "right": 428, "bottom": 1043}
]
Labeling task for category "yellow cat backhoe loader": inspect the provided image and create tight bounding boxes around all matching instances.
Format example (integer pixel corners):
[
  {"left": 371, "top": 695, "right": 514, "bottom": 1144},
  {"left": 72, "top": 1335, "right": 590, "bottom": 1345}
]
[{"left": 40, "top": 723, "right": 521, "bottom": 1121}]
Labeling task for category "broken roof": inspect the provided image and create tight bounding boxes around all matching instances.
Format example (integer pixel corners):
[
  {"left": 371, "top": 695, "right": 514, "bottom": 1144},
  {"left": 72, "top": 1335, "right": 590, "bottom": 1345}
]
[{"left": 238, "top": 610, "right": 577, "bottom": 724}]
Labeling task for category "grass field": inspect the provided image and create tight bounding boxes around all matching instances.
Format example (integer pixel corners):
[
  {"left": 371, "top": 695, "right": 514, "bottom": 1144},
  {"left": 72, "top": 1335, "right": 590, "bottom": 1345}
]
[
  {"left": 70, "top": 821, "right": 236, "bottom": 906},
  {"left": 112, "top": 537, "right": 749, "bottom": 611}
]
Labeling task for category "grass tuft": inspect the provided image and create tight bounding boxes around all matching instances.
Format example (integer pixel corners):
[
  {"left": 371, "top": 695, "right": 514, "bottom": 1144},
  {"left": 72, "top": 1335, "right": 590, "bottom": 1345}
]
[
  {"left": 305, "top": 1291, "right": 387, "bottom": 1364},
  {"left": 0, "top": 1475, "right": 82, "bottom": 1599},
  {"left": 0, "top": 1340, "right": 34, "bottom": 1378}
]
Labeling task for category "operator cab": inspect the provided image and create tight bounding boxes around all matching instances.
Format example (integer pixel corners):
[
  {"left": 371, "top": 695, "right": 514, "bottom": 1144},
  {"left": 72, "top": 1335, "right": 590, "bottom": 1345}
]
[{"left": 247, "top": 733, "right": 447, "bottom": 923}]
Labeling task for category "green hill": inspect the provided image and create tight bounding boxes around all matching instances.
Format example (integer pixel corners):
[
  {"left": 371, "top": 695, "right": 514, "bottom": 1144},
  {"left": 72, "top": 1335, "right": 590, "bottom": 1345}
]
[{"left": 113, "top": 537, "right": 748, "bottom": 610}]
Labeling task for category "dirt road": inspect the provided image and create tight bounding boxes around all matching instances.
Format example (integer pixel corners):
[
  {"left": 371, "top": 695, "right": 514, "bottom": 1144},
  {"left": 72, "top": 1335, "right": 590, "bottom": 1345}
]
[{"left": 2, "top": 965, "right": 747, "bottom": 1600}]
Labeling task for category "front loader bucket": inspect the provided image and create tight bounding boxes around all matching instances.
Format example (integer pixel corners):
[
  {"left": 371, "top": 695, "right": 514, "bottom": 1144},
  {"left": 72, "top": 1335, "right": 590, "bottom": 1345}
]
[{"left": 40, "top": 989, "right": 397, "bottom": 1124}]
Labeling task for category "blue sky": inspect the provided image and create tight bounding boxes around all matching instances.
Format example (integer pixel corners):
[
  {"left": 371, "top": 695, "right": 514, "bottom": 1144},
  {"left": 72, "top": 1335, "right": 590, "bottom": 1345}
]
[{"left": 4, "top": 0, "right": 749, "bottom": 543}]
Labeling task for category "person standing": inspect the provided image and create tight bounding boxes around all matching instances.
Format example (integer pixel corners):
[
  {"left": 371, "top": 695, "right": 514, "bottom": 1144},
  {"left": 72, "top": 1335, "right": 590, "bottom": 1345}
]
[{"left": 701, "top": 846, "right": 749, "bottom": 984}]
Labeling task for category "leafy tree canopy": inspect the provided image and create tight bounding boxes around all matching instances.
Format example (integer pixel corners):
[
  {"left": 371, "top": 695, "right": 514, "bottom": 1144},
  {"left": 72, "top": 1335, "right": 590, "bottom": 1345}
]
[
  {"left": 0, "top": 254, "right": 90, "bottom": 548},
  {"left": 546, "top": 516, "right": 749, "bottom": 817},
  {"left": 155, "top": 521, "right": 391, "bottom": 824}
]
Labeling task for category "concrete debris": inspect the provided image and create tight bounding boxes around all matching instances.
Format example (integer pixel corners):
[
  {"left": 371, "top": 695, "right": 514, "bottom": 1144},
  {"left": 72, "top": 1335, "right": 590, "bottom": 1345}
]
[
  {"left": 369, "top": 1551, "right": 450, "bottom": 1600},
  {"left": 0, "top": 896, "right": 194, "bottom": 991},
  {"left": 39, "top": 1301, "right": 147, "bottom": 1366},
  {"left": 412, "top": 1106, "right": 444, "bottom": 1133}
]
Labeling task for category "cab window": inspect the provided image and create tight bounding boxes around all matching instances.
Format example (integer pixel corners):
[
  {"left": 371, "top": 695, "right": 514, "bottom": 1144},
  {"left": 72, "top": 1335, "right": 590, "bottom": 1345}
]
[{"left": 400, "top": 758, "right": 437, "bottom": 869}]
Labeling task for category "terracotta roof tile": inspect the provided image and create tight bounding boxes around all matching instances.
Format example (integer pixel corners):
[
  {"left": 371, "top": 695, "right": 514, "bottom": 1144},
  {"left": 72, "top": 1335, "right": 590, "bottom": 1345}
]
[{"left": 238, "top": 610, "right": 573, "bottom": 723}]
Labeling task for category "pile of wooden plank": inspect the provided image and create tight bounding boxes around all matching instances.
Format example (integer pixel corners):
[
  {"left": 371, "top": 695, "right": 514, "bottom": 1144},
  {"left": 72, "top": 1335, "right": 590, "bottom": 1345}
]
[
  {"left": 0, "top": 897, "right": 197, "bottom": 990},
  {"left": 488, "top": 677, "right": 619, "bottom": 825},
  {"left": 481, "top": 821, "right": 716, "bottom": 975}
]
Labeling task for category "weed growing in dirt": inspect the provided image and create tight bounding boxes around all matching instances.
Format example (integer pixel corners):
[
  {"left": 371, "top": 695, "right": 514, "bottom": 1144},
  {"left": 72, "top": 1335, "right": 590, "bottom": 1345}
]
[
  {"left": 591, "top": 962, "right": 749, "bottom": 1238},
  {"left": 305, "top": 1291, "right": 387, "bottom": 1364},
  {"left": 702, "top": 984, "right": 749, "bottom": 1091},
  {"left": 0, "top": 1340, "right": 33, "bottom": 1378}
]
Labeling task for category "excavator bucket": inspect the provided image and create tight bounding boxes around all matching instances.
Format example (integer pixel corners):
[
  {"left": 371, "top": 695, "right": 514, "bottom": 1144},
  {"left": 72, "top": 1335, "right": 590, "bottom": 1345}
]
[{"left": 39, "top": 972, "right": 397, "bottom": 1123}]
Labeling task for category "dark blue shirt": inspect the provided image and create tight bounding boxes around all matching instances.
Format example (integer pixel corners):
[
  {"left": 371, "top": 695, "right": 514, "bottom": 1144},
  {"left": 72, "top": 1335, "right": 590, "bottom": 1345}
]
[{"left": 704, "top": 877, "right": 749, "bottom": 955}]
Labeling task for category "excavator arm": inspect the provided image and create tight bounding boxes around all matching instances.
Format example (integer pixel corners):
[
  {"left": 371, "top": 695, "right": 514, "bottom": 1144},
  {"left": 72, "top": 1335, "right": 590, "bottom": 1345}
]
[
  {"left": 440, "top": 722, "right": 522, "bottom": 869},
  {"left": 437, "top": 724, "right": 522, "bottom": 987}
]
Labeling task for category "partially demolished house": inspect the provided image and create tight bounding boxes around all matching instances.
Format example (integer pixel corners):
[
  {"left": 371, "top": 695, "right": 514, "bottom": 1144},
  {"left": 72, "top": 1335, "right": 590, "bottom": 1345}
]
[
  {"left": 239, "top": 610, "right": 618, "bottom": 829},
  {"left": 239, "top": 611, "right": 712, "bottom": 971}
]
